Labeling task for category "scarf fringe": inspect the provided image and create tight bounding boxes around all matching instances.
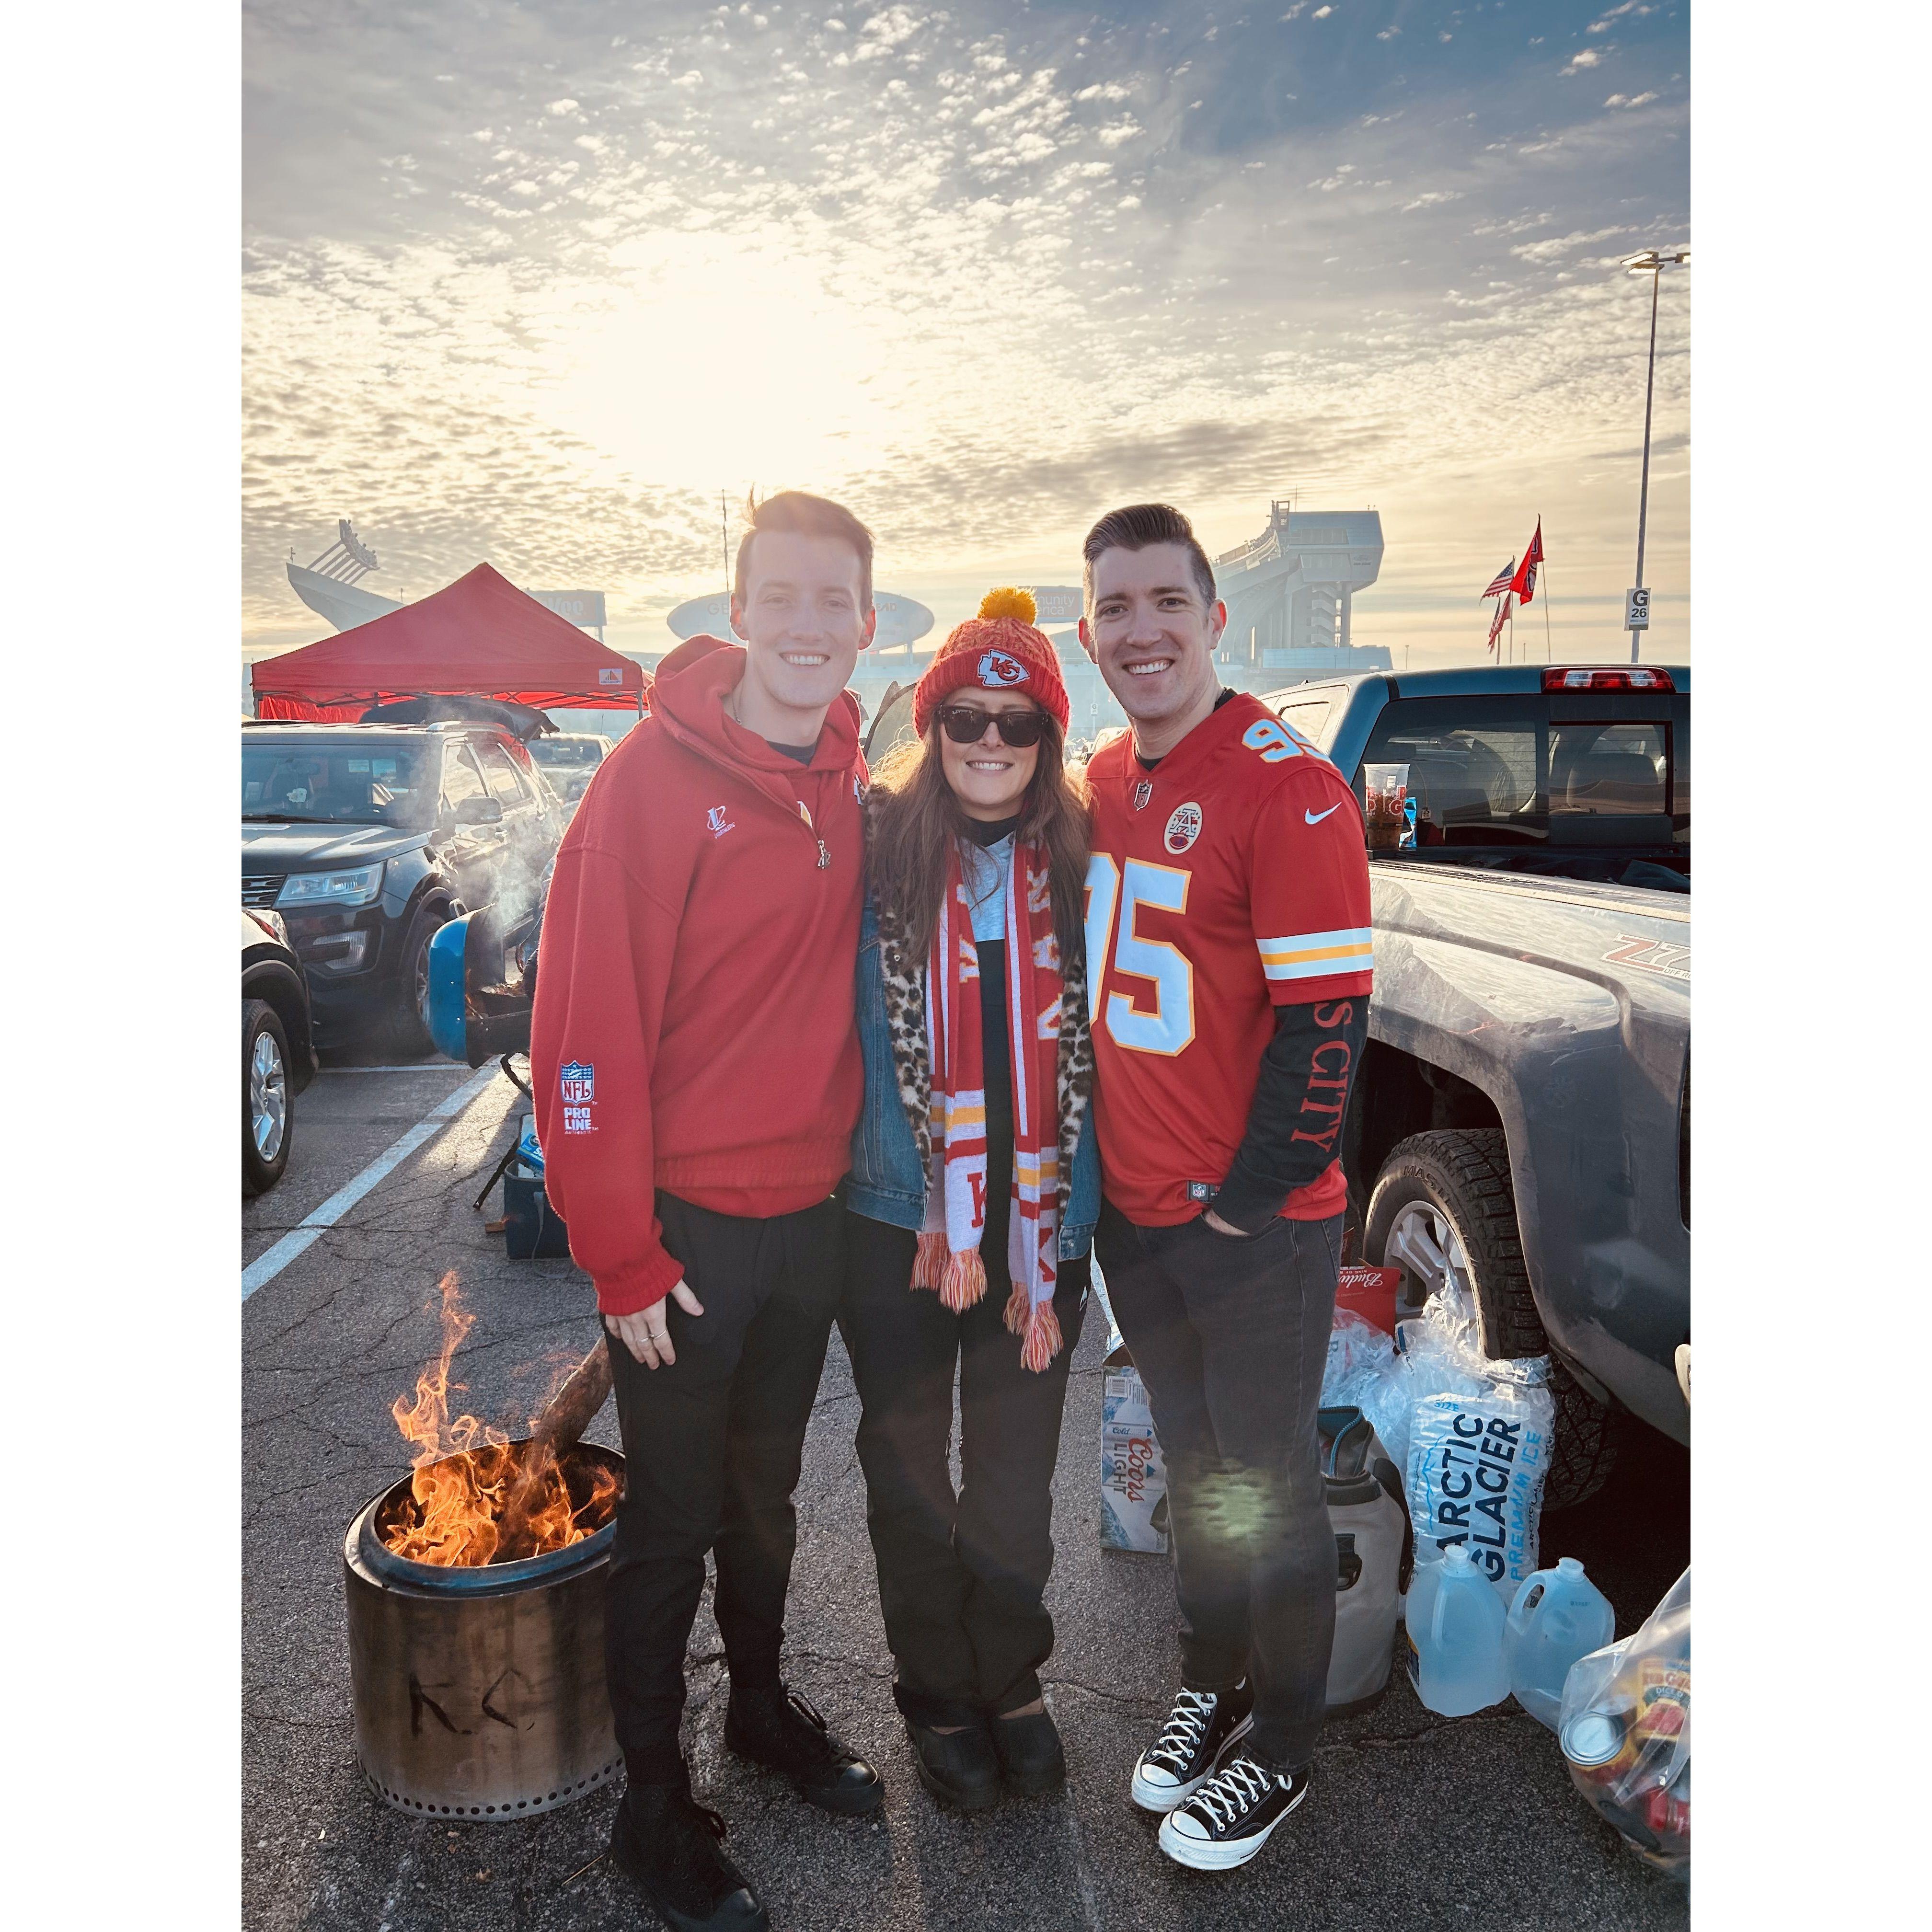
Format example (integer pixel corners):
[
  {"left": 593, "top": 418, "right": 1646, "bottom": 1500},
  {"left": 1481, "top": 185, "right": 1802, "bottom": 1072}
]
[
  {"left": 939, "top": 1245, "right": 987, "bottom": 1312},
  {"left": 910, "top": 1230, "right": 949, "bottom": 1292},
  {"left": 1019, "top": 1297, "right": 1063, "bottom": 1374},
  {"left": 1002, "top": 1276, "right": 1030, "bottom": 1338}
]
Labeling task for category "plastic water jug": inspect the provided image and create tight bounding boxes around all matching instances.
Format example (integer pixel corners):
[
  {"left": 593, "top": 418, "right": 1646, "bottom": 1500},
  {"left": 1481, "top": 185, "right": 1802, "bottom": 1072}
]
[
  {"left": 1319, "top": 1407, "right": 1410, "bottom": 1714},
  {"left": 1504, "top": 1556, "right": 1616, "bottom": 1730},
  {"left": 1406, "top": 1541, "right": 1508, "bottom": 1716}
]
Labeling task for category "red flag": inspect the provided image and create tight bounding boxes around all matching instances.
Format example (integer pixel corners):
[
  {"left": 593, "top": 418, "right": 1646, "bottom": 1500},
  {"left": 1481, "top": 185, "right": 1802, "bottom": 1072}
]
[
  {"left": 1509, "top": 520, "right": 1544, "bottom": 605},
  {"left": 1482, "top": 558, "right": 1516, "bottom": 599},
  {"left": 1487, "top": 592, "right": 1512, "bottom": 655}
]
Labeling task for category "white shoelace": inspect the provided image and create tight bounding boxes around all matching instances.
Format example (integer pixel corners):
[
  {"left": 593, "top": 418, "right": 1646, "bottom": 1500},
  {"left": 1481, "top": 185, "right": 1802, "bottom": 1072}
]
[
  {"left": 1148, "top": 1688, "right": 1218, "bottom": 1771},
  {"left": 1190, "top": 1754, "right": 1278, "bottom": 1830}
]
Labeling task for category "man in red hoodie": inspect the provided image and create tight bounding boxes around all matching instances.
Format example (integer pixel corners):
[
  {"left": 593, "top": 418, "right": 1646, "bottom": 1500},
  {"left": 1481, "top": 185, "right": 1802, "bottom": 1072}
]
[{"left": 534, "top": 491, "right": 884, "bottom": 1932}]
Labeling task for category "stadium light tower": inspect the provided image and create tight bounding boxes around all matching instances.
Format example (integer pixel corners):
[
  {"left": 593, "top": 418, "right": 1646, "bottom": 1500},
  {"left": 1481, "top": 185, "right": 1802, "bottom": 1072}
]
[{"left": 1620, "top": 247, "right": 1690, "bottom": 663}]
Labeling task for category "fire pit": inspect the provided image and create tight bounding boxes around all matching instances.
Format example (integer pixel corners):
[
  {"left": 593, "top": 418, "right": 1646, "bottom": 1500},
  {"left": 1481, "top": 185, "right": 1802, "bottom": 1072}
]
[{"left": 343, "top": 1439, "right": 626, "bottom": 1819}]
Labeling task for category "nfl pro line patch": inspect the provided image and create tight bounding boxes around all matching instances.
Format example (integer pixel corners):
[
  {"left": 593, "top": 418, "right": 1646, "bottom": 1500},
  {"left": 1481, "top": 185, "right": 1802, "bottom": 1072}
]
[{"left": 560, "top": 1060, "right": 597, "bottom": 1134}]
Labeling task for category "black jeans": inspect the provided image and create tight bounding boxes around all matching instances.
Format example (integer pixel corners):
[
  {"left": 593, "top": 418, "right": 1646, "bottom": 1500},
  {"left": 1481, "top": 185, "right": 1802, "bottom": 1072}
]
[
  {"left": 839, "top": 1211, "right": 1089, "bottom": 1727},
  {"left": 603, "top": 1189, "right": 845, "bottom": 1785},
  {"left": 1094, "top": 1200, "right": 1341, "bottom": 1772}
]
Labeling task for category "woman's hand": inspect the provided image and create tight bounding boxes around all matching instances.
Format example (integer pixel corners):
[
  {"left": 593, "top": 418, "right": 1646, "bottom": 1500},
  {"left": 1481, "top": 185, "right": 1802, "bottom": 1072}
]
[{"left": 605, "top": 1280, "right": 706, "bottom": 1368}]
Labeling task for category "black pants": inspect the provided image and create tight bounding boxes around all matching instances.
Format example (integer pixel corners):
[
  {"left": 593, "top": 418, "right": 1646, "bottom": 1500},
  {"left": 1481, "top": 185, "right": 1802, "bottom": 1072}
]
[
  {"left": 603, "top": 1189, "right": 845, "bottom": 1785},
  {"left": 1094, "top": 1200, "right": 1341, "bottom": 1772},
  {"left": 839, "top": 1211, "right": 1089, "bottom": 1727}
]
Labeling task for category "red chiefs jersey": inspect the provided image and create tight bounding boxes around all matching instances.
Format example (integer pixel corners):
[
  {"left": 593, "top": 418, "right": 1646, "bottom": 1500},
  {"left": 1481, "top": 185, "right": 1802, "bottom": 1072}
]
[{"left": 1085, "top": 692, "right": 1373, "bottom": 1226}]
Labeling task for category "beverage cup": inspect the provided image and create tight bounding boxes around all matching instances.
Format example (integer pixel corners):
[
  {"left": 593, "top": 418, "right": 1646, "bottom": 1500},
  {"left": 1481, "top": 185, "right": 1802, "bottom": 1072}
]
[{"left": 1364, "top": 763, "right": 1410, "bottom": 851}]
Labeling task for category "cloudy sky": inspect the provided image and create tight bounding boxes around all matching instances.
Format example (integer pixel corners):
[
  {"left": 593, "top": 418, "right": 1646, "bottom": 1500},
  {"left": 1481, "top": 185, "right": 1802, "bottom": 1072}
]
[{"left": 243, "top": 0, "right": 1689, "bottom": 666}]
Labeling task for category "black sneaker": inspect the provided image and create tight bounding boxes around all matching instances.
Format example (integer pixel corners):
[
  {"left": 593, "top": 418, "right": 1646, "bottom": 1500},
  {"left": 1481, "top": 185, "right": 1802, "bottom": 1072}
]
[
  {"left": 904, "top": 1717, "right": 1003, "bottom": 1813},
  {"left": 724, "top": 1684, "right": 885, "bottom": 1816},
  {"left": 1129, "top": 1682, "right": 1254, "bottom": 1814},
  {"left": 608, "top": 1782, "right": 769, "bottom": 1932},
  {"left": 1157, "top": 1745, "right": 1312, "bottom": 1872},
  {"left": 991, "top": 1706, "right": 1066, "bottom": 1797}
]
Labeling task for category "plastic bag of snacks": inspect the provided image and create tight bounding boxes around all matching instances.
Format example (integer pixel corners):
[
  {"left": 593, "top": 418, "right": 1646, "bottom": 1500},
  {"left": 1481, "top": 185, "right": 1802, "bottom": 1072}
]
[
  {"left": 1399, "top": 1280, "right": 1555, "bottom": 1604},
  {"left": 1557, "top": 1568, "right": 1690, "bottom": 1881}
]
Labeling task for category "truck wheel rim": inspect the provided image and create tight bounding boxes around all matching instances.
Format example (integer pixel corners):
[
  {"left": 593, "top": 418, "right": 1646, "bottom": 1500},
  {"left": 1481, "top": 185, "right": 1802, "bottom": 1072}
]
[
  {"left": 413, "top": 923, "right": 439, "bottom": 1018},
  {"left": 251, "top": 1030, "right": 288, "bottom": 1161},
  {"left": 1383, "top": 1201, "right": 1473, "bottom": 1328}
]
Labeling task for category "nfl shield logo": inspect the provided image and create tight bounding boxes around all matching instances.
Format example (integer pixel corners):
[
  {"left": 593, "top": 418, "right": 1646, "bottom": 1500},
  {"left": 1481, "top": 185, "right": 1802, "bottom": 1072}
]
[
  {"left": 560, "top": 1061, "right": 595, "bottom": 1104},
  {"left": 1132, "top": 780, "right": 1153, "bottom": 811}
]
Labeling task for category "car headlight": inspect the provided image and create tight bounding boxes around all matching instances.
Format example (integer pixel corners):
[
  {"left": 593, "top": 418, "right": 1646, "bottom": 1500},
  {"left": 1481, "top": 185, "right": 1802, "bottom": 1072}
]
[{"left": 276, "top": 863, "right": 385, "bottom": 909}]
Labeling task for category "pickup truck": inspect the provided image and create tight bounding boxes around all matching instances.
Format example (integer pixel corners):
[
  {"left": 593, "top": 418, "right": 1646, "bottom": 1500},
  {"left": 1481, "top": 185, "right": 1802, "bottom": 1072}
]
[{"left": 1265, "top": 664, "right": 1690, "bottom": 1509}]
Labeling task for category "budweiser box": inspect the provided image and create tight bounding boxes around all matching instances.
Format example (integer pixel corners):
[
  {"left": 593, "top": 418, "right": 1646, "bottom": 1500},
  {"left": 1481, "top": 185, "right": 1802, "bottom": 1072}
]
[
  {"left": 1101, "top": 1344, "right": 1170, "bottom": 1554},
  {"left": 1335, "top": 1263, "right": 1402, "bottom": 1336}
]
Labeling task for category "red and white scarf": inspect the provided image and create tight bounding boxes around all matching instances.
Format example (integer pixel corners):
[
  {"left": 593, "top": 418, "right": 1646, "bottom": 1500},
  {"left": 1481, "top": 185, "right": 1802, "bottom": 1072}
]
[{"left": 910, "top": 839, "right": 1067, "bottom": 1371}]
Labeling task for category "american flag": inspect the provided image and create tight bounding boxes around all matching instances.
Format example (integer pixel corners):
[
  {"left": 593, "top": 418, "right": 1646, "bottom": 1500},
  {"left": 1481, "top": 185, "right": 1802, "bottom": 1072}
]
[
  {"left": 1482, "top": 558, "right": 1516, "bottom": 599},
  {"left": 1487, "top": 592, "right": 1512, "bottom": 654}
]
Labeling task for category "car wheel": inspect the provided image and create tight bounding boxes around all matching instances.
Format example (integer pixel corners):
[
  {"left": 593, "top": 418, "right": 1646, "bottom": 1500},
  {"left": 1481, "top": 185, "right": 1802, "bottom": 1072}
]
[
  {"left": 387, "top": 903, "right": 450, "bottom": 1057},
  {"left": 242, "top": 998, "right": 292, "bottom": 1196},
  {"left": 1364, "top": 1127, "right": 1619, "bottom": 1512}
]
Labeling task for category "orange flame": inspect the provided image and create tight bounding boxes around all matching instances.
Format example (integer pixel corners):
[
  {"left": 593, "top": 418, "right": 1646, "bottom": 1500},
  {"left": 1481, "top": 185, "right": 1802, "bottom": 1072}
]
[{"left": 383, "top": 1272, "right": 618, "bottom": 1566}]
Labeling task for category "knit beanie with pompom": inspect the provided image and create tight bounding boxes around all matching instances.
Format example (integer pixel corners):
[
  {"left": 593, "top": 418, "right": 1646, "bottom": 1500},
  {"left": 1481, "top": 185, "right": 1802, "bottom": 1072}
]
[{"left": 912, "top": 587, "right": 1071, "bottom": 737}]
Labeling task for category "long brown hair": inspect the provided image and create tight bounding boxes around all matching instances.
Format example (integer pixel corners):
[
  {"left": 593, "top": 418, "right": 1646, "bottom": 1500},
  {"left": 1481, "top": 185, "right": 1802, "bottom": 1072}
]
[{"left": 868, "top": 711, "right": 1090, "bottom": 971}]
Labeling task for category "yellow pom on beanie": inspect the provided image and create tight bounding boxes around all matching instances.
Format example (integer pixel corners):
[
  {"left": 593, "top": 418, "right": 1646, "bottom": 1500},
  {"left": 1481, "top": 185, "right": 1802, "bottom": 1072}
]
[{"left": 978, "top": 586, "right": 1037, "bottom": 624}]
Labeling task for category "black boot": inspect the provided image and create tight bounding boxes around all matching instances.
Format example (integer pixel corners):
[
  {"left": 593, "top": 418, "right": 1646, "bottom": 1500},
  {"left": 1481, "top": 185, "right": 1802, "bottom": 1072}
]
[
  {"left": 991, "top": 1705, "right": 1066, "bottom": 1798},
  {"left": 724, "top": 1684, "right": 885, "bottom": 1817},
  {"left": 904, "top": 1716, "right": 1003, "bottom": 1813},
  {"left": 608, "top": 1780, "right": 768, "bottom": 1932}
]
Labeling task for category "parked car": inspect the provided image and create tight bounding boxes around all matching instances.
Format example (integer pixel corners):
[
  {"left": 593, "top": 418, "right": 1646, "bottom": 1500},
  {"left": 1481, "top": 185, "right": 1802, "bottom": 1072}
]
[
  {"left": 241, "top": 720, "right": 564, "bottom": 1052},
  {"left": 1262, "top": 664, "right": 1690, "bottom": 1508},
  {"left": 242, "top": 906, "right": 318, "bottom": 1195},
  {"left": 527, "top": 732, "right": 614, "bottom": 804}
]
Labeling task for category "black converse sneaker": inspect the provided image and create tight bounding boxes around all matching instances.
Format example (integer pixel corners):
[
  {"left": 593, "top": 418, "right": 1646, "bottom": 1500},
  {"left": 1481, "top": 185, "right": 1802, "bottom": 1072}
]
[
  {"left": 1157, "top": 1743, "right": 1312, "bottom": 1872},
  {"left": 1129, "top": 1681, "right": 1254, "bottom": 1813}
]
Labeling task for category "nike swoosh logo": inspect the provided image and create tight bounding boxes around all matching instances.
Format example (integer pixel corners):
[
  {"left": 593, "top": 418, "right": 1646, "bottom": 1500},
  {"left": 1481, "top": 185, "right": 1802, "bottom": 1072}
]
[{"left": 1305, "top": 803, "right": 1342, "bottom": 825}]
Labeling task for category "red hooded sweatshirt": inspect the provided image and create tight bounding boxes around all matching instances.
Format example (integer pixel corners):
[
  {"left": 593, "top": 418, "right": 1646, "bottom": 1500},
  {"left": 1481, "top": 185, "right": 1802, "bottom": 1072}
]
[{"left": 531, "top": 635, "right": 866, "bottom": 1315}]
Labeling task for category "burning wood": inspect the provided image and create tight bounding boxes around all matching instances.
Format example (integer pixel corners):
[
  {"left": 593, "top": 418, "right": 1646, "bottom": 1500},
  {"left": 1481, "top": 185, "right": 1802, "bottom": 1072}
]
[{"left": 383, "top": 1273, "right": 618, "bottom": 1566}]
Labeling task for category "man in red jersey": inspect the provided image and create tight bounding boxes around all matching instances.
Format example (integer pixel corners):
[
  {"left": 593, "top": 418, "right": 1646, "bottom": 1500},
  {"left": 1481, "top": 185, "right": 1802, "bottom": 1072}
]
[
  {"left": 1076, "top": 503, "right": 1373, "bottom": 1874},
  {"left": 534, "top": 492, "right": 885, "bottom": 1932}
]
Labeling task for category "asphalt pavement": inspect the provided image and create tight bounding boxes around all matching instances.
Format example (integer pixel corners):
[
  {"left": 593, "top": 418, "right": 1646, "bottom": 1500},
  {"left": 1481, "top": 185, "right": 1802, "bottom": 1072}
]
[{"left": 242, "top": 1057, "right": 1690, "bottom": 1932}]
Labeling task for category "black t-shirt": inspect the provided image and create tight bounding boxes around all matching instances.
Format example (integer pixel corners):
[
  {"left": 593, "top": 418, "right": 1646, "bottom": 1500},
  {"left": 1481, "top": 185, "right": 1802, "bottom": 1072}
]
[
  {"left": 1135, "top": 686, "right": 1240, "bottom": 771},
  {"left": 767, "top": 739, "right": 817, "bottom": 765}
]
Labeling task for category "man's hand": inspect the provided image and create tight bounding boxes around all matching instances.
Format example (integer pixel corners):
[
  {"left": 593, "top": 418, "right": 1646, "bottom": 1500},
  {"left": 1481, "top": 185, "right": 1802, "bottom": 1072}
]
[
  {"left": 1203, "top": 1208, "right": 1250, "bottom": 1237},
  {"left": 604, "top": 1280, "right": 705, "bottom": 1369}
]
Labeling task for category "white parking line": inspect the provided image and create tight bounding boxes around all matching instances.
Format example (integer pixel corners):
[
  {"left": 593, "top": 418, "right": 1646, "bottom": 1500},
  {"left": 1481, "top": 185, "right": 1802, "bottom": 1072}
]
[
  {"left": 321, "top": 1065, "right": 474, "bottom": 1074},
  {"left": 241, "top": 1062, "right": 503, "bottom": 1303}
]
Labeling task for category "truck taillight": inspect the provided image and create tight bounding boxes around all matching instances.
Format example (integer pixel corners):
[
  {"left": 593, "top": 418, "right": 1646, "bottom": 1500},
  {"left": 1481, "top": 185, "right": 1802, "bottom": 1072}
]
[{"left": 1542, "top": 667, "right": 1676, "bottom": 693}]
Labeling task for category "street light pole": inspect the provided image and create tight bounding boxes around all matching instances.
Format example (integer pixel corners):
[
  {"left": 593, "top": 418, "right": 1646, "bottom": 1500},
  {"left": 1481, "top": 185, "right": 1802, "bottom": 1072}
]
[
  {"left": 1632, "top": 264, "right": 1660, "bottom": 664},
  {"left": 1618, "top": 249, "right": 1689, "bottom": 664}
]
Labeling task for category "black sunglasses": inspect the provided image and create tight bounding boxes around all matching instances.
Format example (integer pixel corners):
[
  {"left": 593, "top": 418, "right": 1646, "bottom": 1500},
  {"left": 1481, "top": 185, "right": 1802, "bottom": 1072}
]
[{"left": 935, "top": 704, "right": 1047, "bottom": 748}]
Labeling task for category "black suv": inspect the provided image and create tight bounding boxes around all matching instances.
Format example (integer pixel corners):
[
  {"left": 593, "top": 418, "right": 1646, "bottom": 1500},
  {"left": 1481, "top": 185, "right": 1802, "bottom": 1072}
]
[{"left": 241, "top": 722, "right": 562, "bottom": 1051}]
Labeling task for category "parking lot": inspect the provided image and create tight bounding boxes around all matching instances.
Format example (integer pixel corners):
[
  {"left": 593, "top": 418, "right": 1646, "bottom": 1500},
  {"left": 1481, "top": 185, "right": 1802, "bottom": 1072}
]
[{"left": 243, "top": 1056, "right": 1690, "bottom": 1932}]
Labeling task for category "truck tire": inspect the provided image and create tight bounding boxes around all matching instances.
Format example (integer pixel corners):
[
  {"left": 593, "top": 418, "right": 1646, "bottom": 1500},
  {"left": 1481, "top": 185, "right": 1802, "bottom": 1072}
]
[
  {"left": 242, "top": 998, "right": 292, "bottom": 1197},
  {"left": 386, "top": 902, "right": 450, "bottom": 1057},
  {"left": 1363, "top": 1128, "right": 1618, "bottom": 1512}
]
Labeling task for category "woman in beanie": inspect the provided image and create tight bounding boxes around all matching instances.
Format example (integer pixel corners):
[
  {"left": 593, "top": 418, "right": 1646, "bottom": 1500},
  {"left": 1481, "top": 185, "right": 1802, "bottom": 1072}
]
[{"left": 841, "top": 588, "right": 1099, "bottom": 1810}]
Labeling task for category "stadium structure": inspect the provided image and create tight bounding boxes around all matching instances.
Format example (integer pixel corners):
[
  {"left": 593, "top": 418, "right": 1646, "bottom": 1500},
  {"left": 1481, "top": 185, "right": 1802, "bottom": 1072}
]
[
  {"left": 663, "top": 499, "right": 1391, "bottom": 746},
  {"left": 264, "top": 498, "right": 1389, "bottom": 748}
]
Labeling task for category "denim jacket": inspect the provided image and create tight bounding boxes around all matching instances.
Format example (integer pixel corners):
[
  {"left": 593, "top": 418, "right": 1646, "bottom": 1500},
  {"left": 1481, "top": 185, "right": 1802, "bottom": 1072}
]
[{"left": 846, "top": 897, "right": 1099, "bottom": 1257}]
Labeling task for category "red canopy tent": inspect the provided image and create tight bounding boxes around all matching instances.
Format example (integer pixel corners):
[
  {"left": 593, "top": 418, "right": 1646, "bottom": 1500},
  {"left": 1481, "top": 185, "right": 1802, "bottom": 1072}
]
[{"left": 251, "top": 563, "right": 648, "bottom": 721}]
